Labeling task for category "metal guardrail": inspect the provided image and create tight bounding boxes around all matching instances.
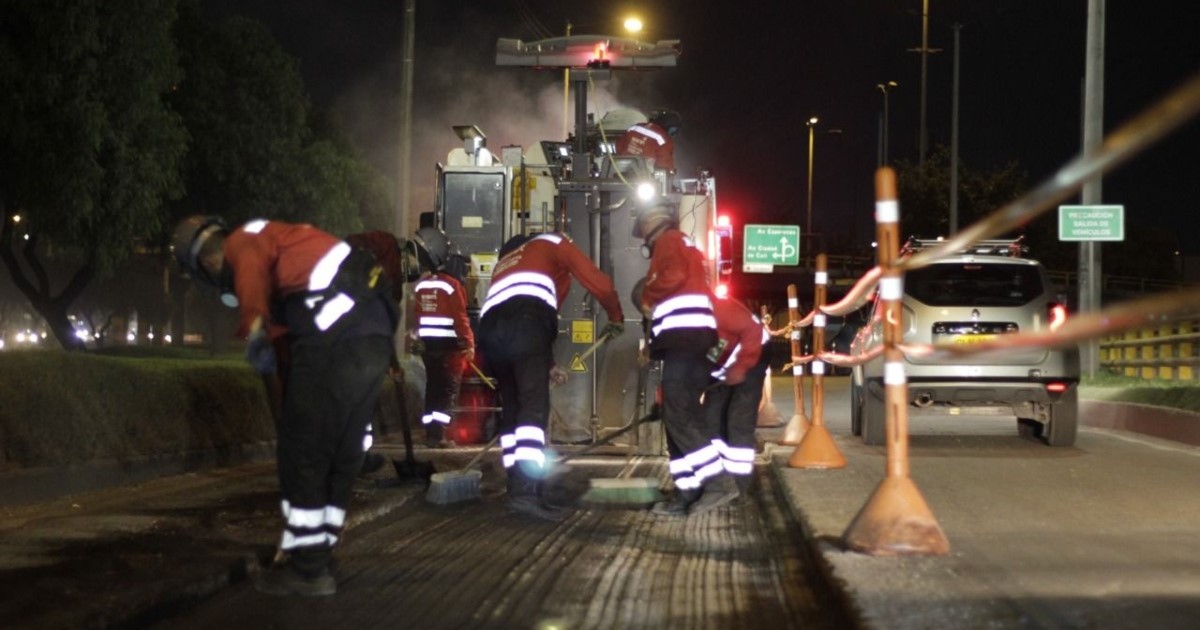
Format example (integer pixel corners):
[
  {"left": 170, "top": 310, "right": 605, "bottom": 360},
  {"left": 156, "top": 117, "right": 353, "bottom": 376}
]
[{"left": 1100, "top": 320, "right": 1200, "bottom": 381}]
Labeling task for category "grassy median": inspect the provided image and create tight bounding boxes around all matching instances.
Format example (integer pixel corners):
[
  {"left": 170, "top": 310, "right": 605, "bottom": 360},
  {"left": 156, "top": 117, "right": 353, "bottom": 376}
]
[
  {"left": 0, "top": 347, "right": 276, "bottom": 472},
  {"left": 1081, "top": 372, "right": 1200, "bottom": 415}
]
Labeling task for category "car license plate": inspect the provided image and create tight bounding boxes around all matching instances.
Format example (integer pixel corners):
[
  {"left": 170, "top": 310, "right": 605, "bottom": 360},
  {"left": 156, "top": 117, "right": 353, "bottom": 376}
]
[{"left": 953, "top": 334, "right": 996, "bottom": 344}]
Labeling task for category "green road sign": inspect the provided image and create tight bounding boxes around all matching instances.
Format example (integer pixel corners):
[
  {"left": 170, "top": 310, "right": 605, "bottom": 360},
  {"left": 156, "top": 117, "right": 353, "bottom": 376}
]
[
  {"left": 1058, "top": 205, "right": 1125, "bottom": 241},
  {"left": 743, "top": 224, "right": 800, "bottom": 272}
]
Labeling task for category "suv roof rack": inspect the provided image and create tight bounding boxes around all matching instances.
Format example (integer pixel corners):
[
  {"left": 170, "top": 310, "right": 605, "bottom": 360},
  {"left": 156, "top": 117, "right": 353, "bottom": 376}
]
[{"left": 901, "top": 236, "right": 1027, "bottom": 258}]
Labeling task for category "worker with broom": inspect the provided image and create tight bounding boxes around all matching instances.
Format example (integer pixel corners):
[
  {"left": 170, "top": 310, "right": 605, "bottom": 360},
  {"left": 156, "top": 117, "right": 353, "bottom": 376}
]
[
  {"left": 695, "top": 295, "right": 771, "bottom": 511},
  {"left": 172, "top": 216, "right": 397, "bottom": 597},
  {"left": 632, "top": 202, "right": 719, "bottom": 517},
  {"left": 478, "top": 232, "right": 625, "bottom": 521},
  {"left": 408, "top": 227, "right": 474, "bottom": 448}
]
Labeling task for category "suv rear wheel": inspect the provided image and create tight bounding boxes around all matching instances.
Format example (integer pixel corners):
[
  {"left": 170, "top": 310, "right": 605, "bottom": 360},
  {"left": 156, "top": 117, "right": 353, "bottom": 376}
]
[
  {"left": 1016, "top": 389, "right": 1078, "bottom": 447},
  {"left": 1044, "top": 389, "right": 1078, "bottom": 447}
]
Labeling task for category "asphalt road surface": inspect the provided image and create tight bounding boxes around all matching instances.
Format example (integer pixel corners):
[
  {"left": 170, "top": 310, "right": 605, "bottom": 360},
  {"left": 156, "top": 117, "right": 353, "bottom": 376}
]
[{"left": 152, "top": 459, "right": 849, "bottom": 629}]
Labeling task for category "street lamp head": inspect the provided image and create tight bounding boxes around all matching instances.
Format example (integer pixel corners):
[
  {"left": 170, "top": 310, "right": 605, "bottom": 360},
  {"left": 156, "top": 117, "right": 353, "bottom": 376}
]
[
  {"left": 807, "top": 116, "right": 819, "bottom": 126},
  {"left": 623, "top": 16, "right": 643, "bottom": 34}
]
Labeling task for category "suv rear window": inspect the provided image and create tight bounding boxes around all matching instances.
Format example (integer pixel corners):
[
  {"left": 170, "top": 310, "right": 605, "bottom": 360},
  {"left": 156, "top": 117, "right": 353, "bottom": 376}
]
[{"left": 906, "top": 263, "right": 1043, "bottom": 307}]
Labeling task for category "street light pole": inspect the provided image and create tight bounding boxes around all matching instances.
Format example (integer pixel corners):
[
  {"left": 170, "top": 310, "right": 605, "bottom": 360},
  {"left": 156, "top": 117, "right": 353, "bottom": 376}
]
[
  {"left": 806, "top": 116, "right": 818, "bottom": 246},
  {"left": 876, "top": 81, "right": 897, "bottom": 166}
]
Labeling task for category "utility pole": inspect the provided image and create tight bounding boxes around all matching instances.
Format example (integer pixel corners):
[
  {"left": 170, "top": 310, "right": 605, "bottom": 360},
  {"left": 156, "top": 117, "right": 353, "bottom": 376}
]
[
  {"left": 949, "top": 23, "right": 961, "bottom": 235},
  {"left": 396, "top": 0, "right": 416, "bottom": 352},
  {"left": 1080, "top": 0, "right": 1105, "bottom": 378},
  {"left": 908, "top": 0, "right": 941, "bottom": 164}
]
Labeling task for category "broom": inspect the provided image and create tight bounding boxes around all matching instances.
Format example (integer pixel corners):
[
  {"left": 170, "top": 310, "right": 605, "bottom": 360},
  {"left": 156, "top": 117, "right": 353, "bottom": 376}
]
[
  {"left": 556, "top": 407, "right": 664, "bottom": 508},
  {"left": 425, "top": 433, "right": 500, "bottom": 505}
]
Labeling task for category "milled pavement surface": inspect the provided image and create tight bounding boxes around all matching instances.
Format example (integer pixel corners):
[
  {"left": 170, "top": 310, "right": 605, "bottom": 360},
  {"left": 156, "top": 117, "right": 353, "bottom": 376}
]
[{"left": 2, "top": 375, "right": 1199, "bottom": 628}]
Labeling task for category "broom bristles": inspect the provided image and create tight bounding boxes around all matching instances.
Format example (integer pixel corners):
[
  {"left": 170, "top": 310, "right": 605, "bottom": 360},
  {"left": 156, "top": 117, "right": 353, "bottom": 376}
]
[
  {"left": 580, "top": 477, "right": 663, "bottom": 508},
  {"left": 425, "top": 469, "right": 483, "bottom": 505}
]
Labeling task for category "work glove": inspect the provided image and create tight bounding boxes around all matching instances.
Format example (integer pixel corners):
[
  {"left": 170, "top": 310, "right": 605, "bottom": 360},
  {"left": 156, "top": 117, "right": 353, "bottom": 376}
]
[
  {"left": 549, "top": 364, "right": 569, "bottom": 387},
  {"left": 245, "top": 329, "right": 277, "bottom": 375},
  {"left": 601, "top": 321, "right": 625, "bottom": 339}
]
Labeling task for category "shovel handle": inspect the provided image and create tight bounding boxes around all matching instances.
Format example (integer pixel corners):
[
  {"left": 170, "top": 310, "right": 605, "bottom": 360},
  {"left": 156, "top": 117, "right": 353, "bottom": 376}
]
[
  {"left": 558, "top": 408, "right": 660, "bottom": 464},
  {"left": 468, "top": 361, "right": 496, "bottom": 390},
  {"left": 577, "top": 332, "right": 612, "bottom": 362}
]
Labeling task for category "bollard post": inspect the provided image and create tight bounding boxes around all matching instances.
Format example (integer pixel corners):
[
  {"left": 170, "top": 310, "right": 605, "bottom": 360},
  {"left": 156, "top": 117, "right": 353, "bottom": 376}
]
[
  {"left": 842, "top": 167, "right": 949, "bottom": 556},
  {"left": 756, "top": 306, "right": 785, "bottom": 428},
  {"left": 780, "top": 284, "right": 811, "bottom": 445},
  {"left": 789, "top": 254, "right": 847, "bottom": 468}
]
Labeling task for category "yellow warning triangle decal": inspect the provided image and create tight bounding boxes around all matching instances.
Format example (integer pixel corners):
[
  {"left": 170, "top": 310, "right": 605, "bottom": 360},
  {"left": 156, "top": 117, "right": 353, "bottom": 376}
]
[{"left": 568, "top": 354, "right": 588, "bottom": 372}]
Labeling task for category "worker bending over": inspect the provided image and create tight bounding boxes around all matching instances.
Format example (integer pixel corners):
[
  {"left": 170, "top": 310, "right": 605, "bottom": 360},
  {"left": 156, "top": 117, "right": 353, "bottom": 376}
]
[
  {"left": 478, "top": 232, "right": 624, "bottom": 520},
  {"left": 698, "top": 296, "right": 770, "bottom": 510},
  {"left": 173, "top": 216, "right": 396, "bottom": 597}
]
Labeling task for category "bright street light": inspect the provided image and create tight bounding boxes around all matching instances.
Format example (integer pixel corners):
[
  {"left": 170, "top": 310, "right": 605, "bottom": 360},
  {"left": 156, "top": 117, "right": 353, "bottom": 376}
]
[{"left": 624, "top": 17, "right": 644, "bottom": 34}]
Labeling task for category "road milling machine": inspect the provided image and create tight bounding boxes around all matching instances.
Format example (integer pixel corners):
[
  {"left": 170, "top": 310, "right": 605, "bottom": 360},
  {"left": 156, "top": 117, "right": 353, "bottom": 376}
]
[{"left": 428, "top": 34, "right": 732, "bottom": 454}]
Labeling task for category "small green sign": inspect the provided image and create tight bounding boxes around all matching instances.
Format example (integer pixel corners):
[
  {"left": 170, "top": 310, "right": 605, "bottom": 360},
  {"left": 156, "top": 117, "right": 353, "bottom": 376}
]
[
  {"left": 743, "top": 224, "right": 800, "bottom": 271},
  {"left": 1058, "top": 205, "right": 1124, "bottom": 241}
]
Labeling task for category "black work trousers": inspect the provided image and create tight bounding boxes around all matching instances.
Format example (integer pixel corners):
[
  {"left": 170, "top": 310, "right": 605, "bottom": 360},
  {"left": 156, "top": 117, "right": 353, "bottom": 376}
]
[
  {"left": 421, "top": 342, "right": 466, "bottom": 438},
  {"left": 279, "top": 330, "right": 391, "bottom": 575},
  {"left": 702, "top": 350, "right": 770, "bottom": 493},
  {"left": 656, "top": 328, "right": 718, "bottom": 489},
  {"left": 478, "top": 298, "right": 557, "bottom": 487}
]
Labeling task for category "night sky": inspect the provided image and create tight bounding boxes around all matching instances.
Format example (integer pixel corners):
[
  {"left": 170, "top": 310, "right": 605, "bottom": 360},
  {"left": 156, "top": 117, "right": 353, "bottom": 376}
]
[{"left": 205, "top": 0, "right": 1200, "bottom": 254}]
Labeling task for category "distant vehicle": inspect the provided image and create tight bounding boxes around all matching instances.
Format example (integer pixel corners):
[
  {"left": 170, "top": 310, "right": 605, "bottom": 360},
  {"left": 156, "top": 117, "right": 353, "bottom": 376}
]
[{"left": 849, "top": 239, "right": 1080, "bottom": 446}]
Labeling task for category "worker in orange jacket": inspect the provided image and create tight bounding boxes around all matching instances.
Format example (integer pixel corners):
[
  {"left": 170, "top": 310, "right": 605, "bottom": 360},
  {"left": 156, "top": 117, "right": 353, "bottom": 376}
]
[
  {"left": 633, "top": 203, "right": 721, "bottom": 516},
  {"left": 478, "top": 232, "right": 624, "bottom": 520},
  {"left": 702, "top": 296, "right": 771, "bottom": 504},
  {"left": 408, "top": 227, "right": 475, "bottom": 448},
  {"left": 615, "top": 109, "right": 681, "bottom": 173},
  {"left": 173, "top": 216, "right": 397, "bottom": 597}
]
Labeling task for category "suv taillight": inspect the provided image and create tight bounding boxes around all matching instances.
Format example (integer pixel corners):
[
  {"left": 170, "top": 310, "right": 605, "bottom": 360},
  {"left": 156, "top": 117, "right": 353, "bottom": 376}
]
[{"left": 1048, "top": 303, "right": 1067, "bottom": 331}]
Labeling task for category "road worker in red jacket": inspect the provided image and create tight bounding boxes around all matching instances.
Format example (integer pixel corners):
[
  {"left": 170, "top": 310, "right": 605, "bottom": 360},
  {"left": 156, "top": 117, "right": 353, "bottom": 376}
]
[
  {"left": 173, "top": 216, "right": 397, "bottom": 597},
  {"left": 408, "top": 227, "right": 475, "bottom": 448},
  {"left": 634, "top": 202, "right": 721, "bottom": 516},
  {"left": 701, "top": 296, "right": 771, "bottom": 505},
  {"left": 478, "top": 232, "right": 624, "bottom": 520},
  {"left": 615, "top": 109, "right": 681, "bottom": 173}
]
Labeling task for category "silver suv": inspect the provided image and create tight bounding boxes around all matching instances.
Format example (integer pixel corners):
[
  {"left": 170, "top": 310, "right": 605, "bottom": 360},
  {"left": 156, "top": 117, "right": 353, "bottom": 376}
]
[{"left": 849, "top": 239, "right": 1080, "bottom": 446}]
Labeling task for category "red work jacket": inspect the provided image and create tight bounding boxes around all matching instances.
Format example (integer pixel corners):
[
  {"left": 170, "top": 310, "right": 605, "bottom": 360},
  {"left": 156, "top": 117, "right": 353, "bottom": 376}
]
[
  {"left": 481, "top": 233, "right": 623, "bottom": 324},
  {"left": 709, "top": 298, "right": 767, "bottom": 383},
  {"left": 223, "top": 220, "right": 348, "bottom": 339},
  {"left": 642, "top": 229, "right": 717, "bottom": 337},
  {"left": 414, "top": 271, "right": 474, "bottom": 348},
  {"left": 615, "top": 121, "right": 675, "bottom": 171}
]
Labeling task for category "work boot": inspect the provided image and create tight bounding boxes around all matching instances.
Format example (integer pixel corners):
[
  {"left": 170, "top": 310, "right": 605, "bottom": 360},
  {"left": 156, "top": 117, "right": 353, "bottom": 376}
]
[
  {"left": 424, "top": 425, "right": 455, "bottom": 449},
  {"left": 688, "top": 475, "right": 740, "bottom": 516},
  {"left": 506, "top": 472, "right": 569, "bottom": 522},
  {"left": 255, "top": 560, "right": 336, "bottom": 597},
  {"left": 651, "top": 489, "right": 699, "bottom": 517},
  {"left": 359, "top": 452, "right": 386, "bottom": 476}
]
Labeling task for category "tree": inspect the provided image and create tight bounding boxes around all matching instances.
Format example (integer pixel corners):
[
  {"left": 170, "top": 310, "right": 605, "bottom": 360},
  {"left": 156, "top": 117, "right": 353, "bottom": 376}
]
[
  {"left": 894, "top": 145, "right": 1030, "bottom": 245},
  {"left": 0, "top": 0, "right": 186, "bottom": 350}
]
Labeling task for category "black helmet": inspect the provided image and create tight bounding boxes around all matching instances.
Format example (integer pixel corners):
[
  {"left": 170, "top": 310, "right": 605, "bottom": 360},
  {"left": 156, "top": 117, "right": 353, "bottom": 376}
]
[
  {"left": 171, "top": 215, "right": 238, "bottom": 307},
  {"left": 648, "top": 109, "right": 682, "bottom": 137},
  {"left": 631, "top": 201, "right": 677, "bottom": 239},
  {"left": 410, "top": 226, "right": 453, "bottom": 271},
  {"left": 172, "top": 215, "right": 227, "bottom": 285}
]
